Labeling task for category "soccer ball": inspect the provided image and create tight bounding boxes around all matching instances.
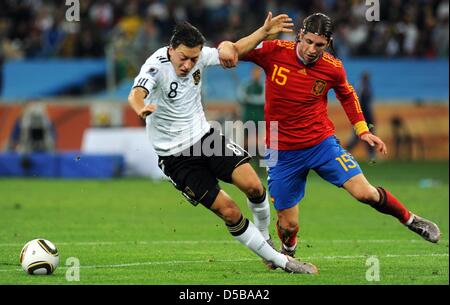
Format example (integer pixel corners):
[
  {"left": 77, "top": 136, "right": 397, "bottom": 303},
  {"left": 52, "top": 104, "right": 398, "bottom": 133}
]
[{"left": 19, "top": 239, "right": 60, "bottom": 275}]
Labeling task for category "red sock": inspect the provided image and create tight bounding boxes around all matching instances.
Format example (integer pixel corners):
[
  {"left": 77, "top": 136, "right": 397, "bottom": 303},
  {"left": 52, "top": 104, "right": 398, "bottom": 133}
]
[
  {"left": 276, "top": 220, "right": 298, "bottom": 248},
  {"left": 372, "top": 187, "right": 411, "bottom": 224}
]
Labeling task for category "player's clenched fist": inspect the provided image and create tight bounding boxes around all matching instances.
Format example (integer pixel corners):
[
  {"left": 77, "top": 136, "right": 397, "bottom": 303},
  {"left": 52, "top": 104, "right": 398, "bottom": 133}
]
[
  {"left": 218, "top": 41, "right": 238, "bottom": 68},
  {"left": 138, "top": 104, "right": 157, "bottom": 119}
]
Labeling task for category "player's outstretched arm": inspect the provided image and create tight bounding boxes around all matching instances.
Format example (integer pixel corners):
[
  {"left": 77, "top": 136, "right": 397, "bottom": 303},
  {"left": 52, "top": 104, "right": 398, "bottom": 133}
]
[
  {"left": 128, "top": 87, "right": 157, "bottom": 120},
  {"left": 216, "top": 12, "right": 293, "bottom": 68},
  {"left": 233, "top": 11, "right": 293, "bottom": 58}
]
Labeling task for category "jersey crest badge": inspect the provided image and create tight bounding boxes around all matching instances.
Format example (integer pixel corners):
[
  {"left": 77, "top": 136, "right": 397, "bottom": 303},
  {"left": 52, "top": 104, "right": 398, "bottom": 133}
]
[
  {"left": 311, "top": 79, "right": 327, "bottom": 95},
  {"left": 192, "top": 69, "right": 201, "bottom": 85}
]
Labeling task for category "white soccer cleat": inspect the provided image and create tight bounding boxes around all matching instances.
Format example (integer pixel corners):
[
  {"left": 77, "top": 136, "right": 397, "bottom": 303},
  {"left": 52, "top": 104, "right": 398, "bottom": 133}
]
[
  {"left": 406, "top": 214, "right": 441, "bottom": 243},
  {"left": 282, "top": 256, "right": 318, "bottom": 274}
]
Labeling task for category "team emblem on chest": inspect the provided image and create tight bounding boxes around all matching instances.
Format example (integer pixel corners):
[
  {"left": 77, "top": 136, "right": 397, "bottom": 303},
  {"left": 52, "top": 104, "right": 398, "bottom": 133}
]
[
  {"left": 311, "top": 79, "right": 327, "bottom": 96},
  {"left": 192, "top": 69, "right": 201, "bottom": 85}
]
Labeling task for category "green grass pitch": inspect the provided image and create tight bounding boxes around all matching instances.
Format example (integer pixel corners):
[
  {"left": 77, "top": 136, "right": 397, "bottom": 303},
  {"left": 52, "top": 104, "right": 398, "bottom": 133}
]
[{"left": 0, "top": 161, "right": 448, "bottom": 285}]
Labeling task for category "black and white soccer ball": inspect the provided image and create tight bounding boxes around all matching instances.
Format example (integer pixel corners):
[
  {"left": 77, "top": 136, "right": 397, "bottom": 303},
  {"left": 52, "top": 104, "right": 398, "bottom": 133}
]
[{"left": 19, "top": 239, "right": 60, "bottom": 275}]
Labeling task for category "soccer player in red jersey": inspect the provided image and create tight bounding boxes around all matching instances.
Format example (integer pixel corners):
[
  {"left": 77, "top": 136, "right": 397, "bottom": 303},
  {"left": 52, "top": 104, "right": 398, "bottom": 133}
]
[{"left": 231, "top": 13, "right": 441, "bottom": 264}]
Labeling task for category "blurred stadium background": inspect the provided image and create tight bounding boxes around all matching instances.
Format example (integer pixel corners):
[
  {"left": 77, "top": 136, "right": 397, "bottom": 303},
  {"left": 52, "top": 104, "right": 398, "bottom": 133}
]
[{"left": 0, "top": 0, "right": 448, "bottom": 179}]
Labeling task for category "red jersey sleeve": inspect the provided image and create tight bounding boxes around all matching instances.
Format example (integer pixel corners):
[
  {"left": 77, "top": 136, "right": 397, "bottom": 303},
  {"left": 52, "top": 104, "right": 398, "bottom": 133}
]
[
  {"left": 333, "top": 65, "right": 370, "bottom": 136},
  {"left": 241, "top": 40, "right": 277, "bottom": 69}
]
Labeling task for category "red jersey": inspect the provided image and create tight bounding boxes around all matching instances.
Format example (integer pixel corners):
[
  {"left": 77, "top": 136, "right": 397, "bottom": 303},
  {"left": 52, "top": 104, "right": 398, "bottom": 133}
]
[{"left": 242, "top": 40, "right": 366, "bottom": 150}]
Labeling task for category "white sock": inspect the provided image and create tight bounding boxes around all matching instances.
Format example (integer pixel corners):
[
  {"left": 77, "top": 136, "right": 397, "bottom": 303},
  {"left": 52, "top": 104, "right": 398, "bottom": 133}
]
[
  {"left": 247, "top": 191, "right": 270, "bottom": 240},
  {"left": 282, "top": 243, "right": 297, "bottom": 252},
  {"left": 404, "top": 213, "right": 415, "bottom": 226},
  {"left": 228, "top": 217, "right": 288, "bottom": 269}
]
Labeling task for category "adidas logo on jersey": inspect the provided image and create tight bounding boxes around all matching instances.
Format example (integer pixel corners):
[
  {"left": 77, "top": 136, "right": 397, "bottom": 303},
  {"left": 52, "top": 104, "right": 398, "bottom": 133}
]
[{"left": 297, "top": 68, "right": 307, "bottom": 76}]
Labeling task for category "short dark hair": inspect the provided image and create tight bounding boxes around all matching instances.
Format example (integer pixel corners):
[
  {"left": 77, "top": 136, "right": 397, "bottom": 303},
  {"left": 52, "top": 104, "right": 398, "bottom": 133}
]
[
  {"left": 169, "top": 21, "right": 206, "bottom": 49},
  {"left": 302, "top": 13, "right": 333, "bottom": 40}
]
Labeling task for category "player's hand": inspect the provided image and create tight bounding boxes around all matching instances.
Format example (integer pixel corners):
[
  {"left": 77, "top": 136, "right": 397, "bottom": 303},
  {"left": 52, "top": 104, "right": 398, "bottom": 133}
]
[
  {"left": 218, "top": 41, "right": 238, "bottom": 68},
  {"left": 262, "top": 12, "right": 294, "bottom": 39},
  {"left": 138, "top": 104, "right": 157, "bottom": 120},
  {"left": 360, "top": 133, "right": 387, "bottom": 155}
]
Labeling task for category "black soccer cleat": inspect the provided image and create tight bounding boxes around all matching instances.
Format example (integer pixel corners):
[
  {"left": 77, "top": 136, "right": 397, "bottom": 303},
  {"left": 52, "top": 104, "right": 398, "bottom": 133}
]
[{"left": 406, "top": 214, "right": 441, "bottom": 243}]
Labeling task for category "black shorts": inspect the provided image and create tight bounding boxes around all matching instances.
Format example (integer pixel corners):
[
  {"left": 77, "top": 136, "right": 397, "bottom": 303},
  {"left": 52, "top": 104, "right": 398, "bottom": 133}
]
[{"left": 158, "top": 128, "right": 251, "bottom": 208}]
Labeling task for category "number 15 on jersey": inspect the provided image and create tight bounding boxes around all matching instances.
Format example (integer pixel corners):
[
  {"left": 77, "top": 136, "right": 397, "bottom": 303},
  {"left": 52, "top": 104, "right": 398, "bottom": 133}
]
[{"left": 271, "top": 64, "right": 290, "bottom": 86}]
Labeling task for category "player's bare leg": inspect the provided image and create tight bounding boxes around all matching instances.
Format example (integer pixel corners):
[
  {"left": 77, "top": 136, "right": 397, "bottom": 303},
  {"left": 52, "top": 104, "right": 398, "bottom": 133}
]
[
  {"left": 343, "top": 173, "right": 440, "bottom": 243},
  {"left": 209, "top": 190, "right": 317, "bottom": 274},
  {"left": 276, "top": 205, "right": 299, "bottom": 257},
  {"left": 209, "top": 190, "right": 244, "bottom": 225}
]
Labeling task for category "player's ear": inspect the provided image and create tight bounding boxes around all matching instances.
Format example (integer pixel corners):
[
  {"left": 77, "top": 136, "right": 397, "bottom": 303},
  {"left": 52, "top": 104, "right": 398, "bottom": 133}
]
[
  {"left": 327, "top": 37, "right": 334, "bottom": 51},
  {"left": 168, "top": 46, "right": 174, "bottom": 56},
  {"left": 296, "top": 30, "right": 304, "bottom": 42}
]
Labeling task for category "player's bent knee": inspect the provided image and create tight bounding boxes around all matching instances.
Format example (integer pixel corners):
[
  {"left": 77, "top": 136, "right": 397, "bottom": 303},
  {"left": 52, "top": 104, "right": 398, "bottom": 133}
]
[
  {"left": 352, "top": 191, "right": 370, "bottom": 203},
  {"left": 232, "top": 164, "right": 264, "bottom": 198},
  {"left": 245, "top": 181, "right": 264, "bottom": 199},
  {"left": 352, "top": 187, "right": 379, "bottom": 204},
  {"left": 277, "top": 218, "right": 299, "bottom": 233},
  {"left": 236, "top": 176, "right": 264, "bottom": 198}
]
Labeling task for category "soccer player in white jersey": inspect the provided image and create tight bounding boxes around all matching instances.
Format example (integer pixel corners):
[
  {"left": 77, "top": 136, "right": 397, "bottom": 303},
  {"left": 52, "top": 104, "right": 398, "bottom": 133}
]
[{"left": 128, "top": 13, "right": 317, "bottom": 274}]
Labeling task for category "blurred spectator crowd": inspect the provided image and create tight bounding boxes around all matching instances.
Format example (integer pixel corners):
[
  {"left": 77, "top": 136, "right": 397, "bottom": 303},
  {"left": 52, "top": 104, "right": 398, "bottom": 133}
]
[{"left": 1, "top": 0, "right": 448, "bottom": 65}]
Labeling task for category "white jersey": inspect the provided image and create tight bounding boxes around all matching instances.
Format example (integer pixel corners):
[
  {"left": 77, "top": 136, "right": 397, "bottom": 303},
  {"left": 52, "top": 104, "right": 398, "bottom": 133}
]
[{"left": 132, "top": 46, "right": 220, "bottom": 156}]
